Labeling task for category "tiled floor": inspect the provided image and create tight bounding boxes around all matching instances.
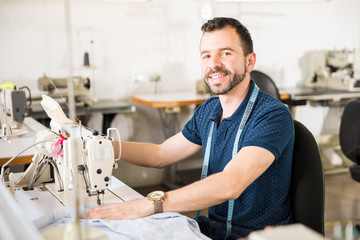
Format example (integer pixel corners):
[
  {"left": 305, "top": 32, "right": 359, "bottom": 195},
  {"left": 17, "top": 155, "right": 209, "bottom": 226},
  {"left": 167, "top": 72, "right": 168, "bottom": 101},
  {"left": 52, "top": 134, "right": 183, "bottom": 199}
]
[
  {"left": 324, "top": 171, "right": 360, "bottom": 238},
  {"left": 134, "top": 167, "right": 360, "bottom": 239}
]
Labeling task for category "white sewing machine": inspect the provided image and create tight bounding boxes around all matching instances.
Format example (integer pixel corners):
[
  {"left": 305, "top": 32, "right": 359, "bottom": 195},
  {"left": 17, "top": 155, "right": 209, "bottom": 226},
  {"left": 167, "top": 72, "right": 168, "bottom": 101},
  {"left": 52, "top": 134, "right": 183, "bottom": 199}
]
[
  {"left": 306, "top": 49, "right": 360, "bottom": 91},
  {"left": 0, "top": 94, "right": 143, "bottom": 239},
  {"left": 3, "top": 95, "right": 123, "bottom": 206}
]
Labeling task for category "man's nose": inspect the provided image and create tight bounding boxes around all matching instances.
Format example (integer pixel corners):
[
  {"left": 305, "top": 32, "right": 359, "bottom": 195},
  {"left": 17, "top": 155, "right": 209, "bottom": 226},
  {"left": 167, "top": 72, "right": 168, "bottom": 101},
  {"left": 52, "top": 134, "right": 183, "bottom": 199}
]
[{"left": 208, "top": 56, "right": 222, "bottom": 70}]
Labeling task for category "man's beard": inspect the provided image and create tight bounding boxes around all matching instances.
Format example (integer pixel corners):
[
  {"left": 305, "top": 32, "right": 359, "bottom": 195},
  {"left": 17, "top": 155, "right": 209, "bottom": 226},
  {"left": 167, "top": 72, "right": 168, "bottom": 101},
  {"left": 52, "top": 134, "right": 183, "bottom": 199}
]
[{"left": 204, "top": 66, "right": 246, "bottom": 95}]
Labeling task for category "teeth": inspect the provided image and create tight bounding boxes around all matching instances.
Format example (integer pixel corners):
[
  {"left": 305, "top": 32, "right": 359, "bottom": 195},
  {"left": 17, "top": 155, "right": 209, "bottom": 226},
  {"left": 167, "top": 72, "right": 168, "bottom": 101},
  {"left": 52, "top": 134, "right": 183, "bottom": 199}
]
[{"left": 212, "top": 75, "right": 223, "bottom": 79}]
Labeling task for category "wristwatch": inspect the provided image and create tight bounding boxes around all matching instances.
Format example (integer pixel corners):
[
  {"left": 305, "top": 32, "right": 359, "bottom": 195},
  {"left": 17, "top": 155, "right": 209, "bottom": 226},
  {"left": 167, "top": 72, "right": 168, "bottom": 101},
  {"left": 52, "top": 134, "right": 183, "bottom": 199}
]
[{"left": 147, "top": 190, "right": 166, "bottom": 214}]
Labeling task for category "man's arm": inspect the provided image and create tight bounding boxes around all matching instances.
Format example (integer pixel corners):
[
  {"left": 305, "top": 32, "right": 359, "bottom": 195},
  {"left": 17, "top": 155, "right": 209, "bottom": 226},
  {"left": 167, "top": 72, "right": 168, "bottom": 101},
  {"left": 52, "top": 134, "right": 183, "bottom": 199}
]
[
  {"left": 163, "top": 146, "right": 275, "bottom": 212},
  {"left": 86, "top": 145, "right": 274, "bottom": 219},
  {"left": 118, "top": 132, "right": 202, "bottom": 168}
]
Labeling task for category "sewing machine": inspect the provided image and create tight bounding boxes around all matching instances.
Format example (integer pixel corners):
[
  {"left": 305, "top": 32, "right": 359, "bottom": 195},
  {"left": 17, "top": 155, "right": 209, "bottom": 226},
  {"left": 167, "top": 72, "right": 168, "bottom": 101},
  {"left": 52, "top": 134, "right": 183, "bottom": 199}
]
[
  {"left": 0, "top": 84, "right": 28, "bottom": 141},
  {"left": 36, "top": 75, "right": 91, "bottom": 106},
  {"left": 0, "top": 97, "right": 144, "bottom": 239},
  {"left": 306, "top": 49, "right": 360, "bottom": 91},
  {"left": 2, "top": 95, "right": 122, "bottom": 206}
]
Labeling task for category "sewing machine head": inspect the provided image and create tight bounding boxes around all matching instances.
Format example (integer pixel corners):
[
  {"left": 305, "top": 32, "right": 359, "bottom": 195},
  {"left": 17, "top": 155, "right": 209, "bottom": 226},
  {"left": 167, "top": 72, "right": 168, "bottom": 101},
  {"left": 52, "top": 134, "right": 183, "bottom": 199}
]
[
  {"left": 40, "top": 95, "right": 120, "bottom": 205},
  {"left": 37, "top": 75, "right": 91, "bottom": 106},
  {"left": 306, "top": 49, "right": 360, "bottom": 91},
  {"left": 0, "top": 83, "right": 28, "bottom": 141},
  {"left": 4, "top": 95, "right": 120, "bottom": 206}
]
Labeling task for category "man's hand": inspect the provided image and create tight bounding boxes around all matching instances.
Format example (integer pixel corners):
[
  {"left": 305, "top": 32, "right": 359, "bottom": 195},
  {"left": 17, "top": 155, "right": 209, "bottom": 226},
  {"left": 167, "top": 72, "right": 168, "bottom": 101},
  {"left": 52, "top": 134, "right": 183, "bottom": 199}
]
[{"left": 85, "top": 198, "right": 153, "bottom": 220}]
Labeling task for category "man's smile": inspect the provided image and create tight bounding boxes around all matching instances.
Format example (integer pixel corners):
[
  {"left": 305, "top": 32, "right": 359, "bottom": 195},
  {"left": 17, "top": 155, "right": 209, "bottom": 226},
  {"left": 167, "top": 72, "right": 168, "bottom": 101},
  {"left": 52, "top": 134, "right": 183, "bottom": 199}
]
[
  {"left": 209, "top": 74, "right": 227, "bottom": 85},
  {"left": 206, "top": 69, "right": 229, "bottom": 84},
  {"left": 210, "top": 74, "right": 225, "bottom": 79}
]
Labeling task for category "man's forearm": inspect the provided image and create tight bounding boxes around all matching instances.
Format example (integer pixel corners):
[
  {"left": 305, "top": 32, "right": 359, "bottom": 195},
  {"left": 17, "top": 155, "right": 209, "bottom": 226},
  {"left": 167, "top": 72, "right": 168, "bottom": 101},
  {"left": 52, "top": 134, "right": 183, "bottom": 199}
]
[
  {"left": 162, "top": 171, "right": 237, "bottom": 213},
  {"left": 120, "top": 141, "right": 162, "bottom": 168},
  {"left": 116, "top": 132, "right": 202, "bottom": 168}
]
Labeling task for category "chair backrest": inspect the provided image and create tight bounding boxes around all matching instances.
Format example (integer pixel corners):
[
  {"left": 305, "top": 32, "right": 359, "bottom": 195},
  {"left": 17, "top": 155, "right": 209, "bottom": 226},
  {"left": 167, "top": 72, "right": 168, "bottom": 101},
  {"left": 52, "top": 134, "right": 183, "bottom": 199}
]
[
  {"left": 291, "top": 120, "right": 325, "bottom": 234},
  {"left": 250, "top": 70, "right": 280, "bottom": 99},
  {"left": 339, "top": 98, "right": 360, "bottom": 183},
  {"left": 339, "top": 98, "right": 360, "bottom": 164}
]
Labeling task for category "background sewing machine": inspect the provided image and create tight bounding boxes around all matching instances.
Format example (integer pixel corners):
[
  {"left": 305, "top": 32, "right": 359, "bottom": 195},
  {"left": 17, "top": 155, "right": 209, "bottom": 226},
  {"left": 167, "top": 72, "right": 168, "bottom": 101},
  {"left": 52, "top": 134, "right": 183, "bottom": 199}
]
[
  {"left": 306, "top": 49, "right": 360, "bottom": 91},
  {"left": 0, "top": 83, "right": 29, "bottom": 140},
  {"left": 35, "top": 75, "right": 91, "bottom": 106}
]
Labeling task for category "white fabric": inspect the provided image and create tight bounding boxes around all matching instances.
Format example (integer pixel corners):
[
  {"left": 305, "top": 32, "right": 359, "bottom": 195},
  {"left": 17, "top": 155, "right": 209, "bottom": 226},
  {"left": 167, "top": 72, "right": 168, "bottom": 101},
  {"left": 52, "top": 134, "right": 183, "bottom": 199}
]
[{"left": 34, "top": 206, "right": 210, "bottom": 240}]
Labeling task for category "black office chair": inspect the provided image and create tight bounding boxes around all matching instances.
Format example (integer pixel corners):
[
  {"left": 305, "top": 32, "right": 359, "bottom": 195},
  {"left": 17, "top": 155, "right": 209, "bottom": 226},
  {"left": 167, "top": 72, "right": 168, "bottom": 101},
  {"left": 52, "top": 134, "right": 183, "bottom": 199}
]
[
  {"left": 291, "top": 120, "right": 325, "bottom": 234},
  {"left": 250, "top": 70, "right": 280, "bottom": 99},
  {"left": 339, "top": 98, "right": 360, "bottom": 183}
]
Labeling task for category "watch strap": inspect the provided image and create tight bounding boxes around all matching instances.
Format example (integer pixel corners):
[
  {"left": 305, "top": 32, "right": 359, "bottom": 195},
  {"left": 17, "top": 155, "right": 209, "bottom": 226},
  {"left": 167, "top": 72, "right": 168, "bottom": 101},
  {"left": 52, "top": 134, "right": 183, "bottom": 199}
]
[{"left": 154, "top": 200, "right": 163, "bottom": 213}]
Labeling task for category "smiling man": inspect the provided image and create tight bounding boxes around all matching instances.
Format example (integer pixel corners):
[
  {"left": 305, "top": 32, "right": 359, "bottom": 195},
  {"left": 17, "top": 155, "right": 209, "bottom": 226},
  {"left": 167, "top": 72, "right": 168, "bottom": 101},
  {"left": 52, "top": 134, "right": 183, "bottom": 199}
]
[
  {"left": 87, "top": 17, "right": 295, "bottom": 240},
  {"left": 201, "top": 30, "right": 248, "bottom": 96}
]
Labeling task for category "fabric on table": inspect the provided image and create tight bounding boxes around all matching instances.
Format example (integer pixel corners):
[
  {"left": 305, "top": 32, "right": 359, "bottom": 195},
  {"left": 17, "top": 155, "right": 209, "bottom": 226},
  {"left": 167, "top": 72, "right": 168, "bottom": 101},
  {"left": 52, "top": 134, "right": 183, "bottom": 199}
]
[{"left": 34, "top": 206, "right": 210, "bottom": 240}]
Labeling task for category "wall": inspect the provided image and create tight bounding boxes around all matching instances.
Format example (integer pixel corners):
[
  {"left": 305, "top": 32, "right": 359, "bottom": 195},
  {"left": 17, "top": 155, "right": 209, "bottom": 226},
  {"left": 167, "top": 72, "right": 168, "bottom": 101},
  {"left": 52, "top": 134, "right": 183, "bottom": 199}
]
[{"left": 1, "top": 0, "right": 359, "bottom": 187}]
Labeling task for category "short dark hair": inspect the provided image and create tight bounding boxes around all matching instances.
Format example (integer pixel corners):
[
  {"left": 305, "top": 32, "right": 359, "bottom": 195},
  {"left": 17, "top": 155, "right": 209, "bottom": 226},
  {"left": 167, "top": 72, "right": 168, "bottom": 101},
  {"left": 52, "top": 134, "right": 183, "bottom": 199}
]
[{"left": 201, "top": 17, "right": 253, "bottom": 56}]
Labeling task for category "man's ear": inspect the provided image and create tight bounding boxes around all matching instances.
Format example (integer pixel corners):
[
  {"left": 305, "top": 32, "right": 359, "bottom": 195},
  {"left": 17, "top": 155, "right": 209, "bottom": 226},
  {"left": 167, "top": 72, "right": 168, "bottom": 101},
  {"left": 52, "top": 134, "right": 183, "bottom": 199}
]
[{"left": 246, "top": 53, "right": 256, "bottom": 72}]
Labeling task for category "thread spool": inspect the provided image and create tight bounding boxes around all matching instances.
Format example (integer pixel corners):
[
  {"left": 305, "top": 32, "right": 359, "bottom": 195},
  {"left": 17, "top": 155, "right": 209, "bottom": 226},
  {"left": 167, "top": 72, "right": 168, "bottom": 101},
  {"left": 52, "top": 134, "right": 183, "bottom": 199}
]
[{"left": 84, "top": 52, "right": 90, "bottom": 66}]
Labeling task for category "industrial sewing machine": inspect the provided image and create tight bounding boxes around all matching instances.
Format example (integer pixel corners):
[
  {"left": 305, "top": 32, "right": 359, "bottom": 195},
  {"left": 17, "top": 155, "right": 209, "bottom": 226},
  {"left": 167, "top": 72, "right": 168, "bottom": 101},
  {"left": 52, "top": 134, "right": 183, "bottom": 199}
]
[
  {"left": 2, "top": 94, "right": 121, "bottom": 206},
  {"left": 306, "top": 49, "right": 360, "bottom": 91},
  {"left": 36, "top": 75, "right": 91, "bottom": 106},
  {"left": 0, "top": 83, "right": 28, "bottom": 141}
]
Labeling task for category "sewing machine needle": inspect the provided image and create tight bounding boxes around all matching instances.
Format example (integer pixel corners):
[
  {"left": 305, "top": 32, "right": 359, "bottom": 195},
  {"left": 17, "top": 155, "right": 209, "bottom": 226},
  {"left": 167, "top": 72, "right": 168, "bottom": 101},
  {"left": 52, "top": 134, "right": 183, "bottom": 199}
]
[{"left": 97, "top": 194, "right": 101, "bottom": 205}]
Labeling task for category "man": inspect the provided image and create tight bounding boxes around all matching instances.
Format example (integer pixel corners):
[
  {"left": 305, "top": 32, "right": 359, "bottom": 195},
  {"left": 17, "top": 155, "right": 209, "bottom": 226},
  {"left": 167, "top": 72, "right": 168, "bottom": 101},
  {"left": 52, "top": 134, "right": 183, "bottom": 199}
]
[{"left": 87, "top": 17, "right": 294, "bottom": 239}]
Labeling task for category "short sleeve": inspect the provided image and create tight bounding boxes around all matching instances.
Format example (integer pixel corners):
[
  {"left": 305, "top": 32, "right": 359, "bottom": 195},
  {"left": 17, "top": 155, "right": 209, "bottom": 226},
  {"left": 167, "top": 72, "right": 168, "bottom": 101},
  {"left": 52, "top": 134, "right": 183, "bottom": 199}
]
[
  {"left": 182, "top": 97, "right": 219, "bottom": 146},
  {"left": 242, "top": 104, "right": 294, "bottom": 159},
  {"left": 182, "top": 105, "right": 204, "bottom": 146}
]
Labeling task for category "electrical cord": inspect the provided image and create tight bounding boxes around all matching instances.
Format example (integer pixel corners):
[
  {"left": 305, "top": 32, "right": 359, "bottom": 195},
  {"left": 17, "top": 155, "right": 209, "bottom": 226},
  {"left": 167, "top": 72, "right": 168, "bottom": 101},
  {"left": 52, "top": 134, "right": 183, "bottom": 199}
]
[
  {"left": 19, "top": 86, "right": 32, "bottom": 115},
  {"left": 0, "top": 139, "right": 56, "bottom": 183},
  {"left": 27, "top": 153, "right": 41, "bottom": 190},
  {"left": 28, "top": 154, "right": 50, "bottom": 190},
  {"left": 47, "top": 157, "right": 64, "bottom": 191}
]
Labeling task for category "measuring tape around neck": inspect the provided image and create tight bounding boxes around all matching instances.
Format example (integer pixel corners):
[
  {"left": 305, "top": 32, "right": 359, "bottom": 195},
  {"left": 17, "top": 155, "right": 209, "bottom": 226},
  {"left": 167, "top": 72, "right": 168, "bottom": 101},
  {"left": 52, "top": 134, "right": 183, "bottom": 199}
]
[{"left": 195, "top": 84, "right": 260, "bottom": 239}]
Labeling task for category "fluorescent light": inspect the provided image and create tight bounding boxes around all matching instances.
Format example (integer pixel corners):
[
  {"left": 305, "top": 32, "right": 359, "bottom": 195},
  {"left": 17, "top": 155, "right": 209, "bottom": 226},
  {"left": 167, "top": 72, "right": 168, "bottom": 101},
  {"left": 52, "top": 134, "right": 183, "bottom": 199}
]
[
  {"left": 73, "top": 0, "right": 149, "bottom": 2},
  {"left": 216, "top": 0, "right": 328, "bottom": 2}
]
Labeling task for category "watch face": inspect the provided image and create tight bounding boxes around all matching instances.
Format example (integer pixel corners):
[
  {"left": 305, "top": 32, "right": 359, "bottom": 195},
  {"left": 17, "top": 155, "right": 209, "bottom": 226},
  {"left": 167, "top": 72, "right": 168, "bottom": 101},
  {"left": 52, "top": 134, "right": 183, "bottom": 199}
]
[{"left": 148, "top": 190, "right": 165, "bottom": 201}]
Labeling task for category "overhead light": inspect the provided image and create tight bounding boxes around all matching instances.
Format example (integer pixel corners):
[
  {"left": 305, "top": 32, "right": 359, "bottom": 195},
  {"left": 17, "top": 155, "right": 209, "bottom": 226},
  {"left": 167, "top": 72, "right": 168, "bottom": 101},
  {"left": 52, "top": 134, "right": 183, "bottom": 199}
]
[
  {"left": 73, "top": 0, "right": 149, "bottom": 2},
  {"left": 216, "top": 0, "right": 328, "bottom": 2}
]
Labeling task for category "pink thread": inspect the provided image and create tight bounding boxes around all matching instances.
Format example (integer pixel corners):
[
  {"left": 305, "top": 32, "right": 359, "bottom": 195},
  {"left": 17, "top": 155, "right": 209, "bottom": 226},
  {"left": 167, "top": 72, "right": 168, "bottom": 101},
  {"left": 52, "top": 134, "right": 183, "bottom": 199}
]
[{"left": 54, "top": 134, "right": 67, "bottom": 158}]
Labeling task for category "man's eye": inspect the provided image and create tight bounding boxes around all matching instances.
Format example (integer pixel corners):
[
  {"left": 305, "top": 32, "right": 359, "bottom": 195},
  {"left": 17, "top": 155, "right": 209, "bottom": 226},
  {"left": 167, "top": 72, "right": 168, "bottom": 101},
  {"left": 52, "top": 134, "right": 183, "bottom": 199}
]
[
  {"left": 202, "top": 55, "right": 210, "bottom": 59},
  {"left": 223, "top": 52, "right": 231, "bottom": 56}
]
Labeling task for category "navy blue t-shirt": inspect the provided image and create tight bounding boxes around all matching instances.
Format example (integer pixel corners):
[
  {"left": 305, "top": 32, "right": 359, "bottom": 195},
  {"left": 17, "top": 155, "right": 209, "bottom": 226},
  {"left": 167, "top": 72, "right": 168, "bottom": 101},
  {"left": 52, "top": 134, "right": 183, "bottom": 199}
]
[{"left": 182, "top": 80, "right": 294, "bottom": 232}]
